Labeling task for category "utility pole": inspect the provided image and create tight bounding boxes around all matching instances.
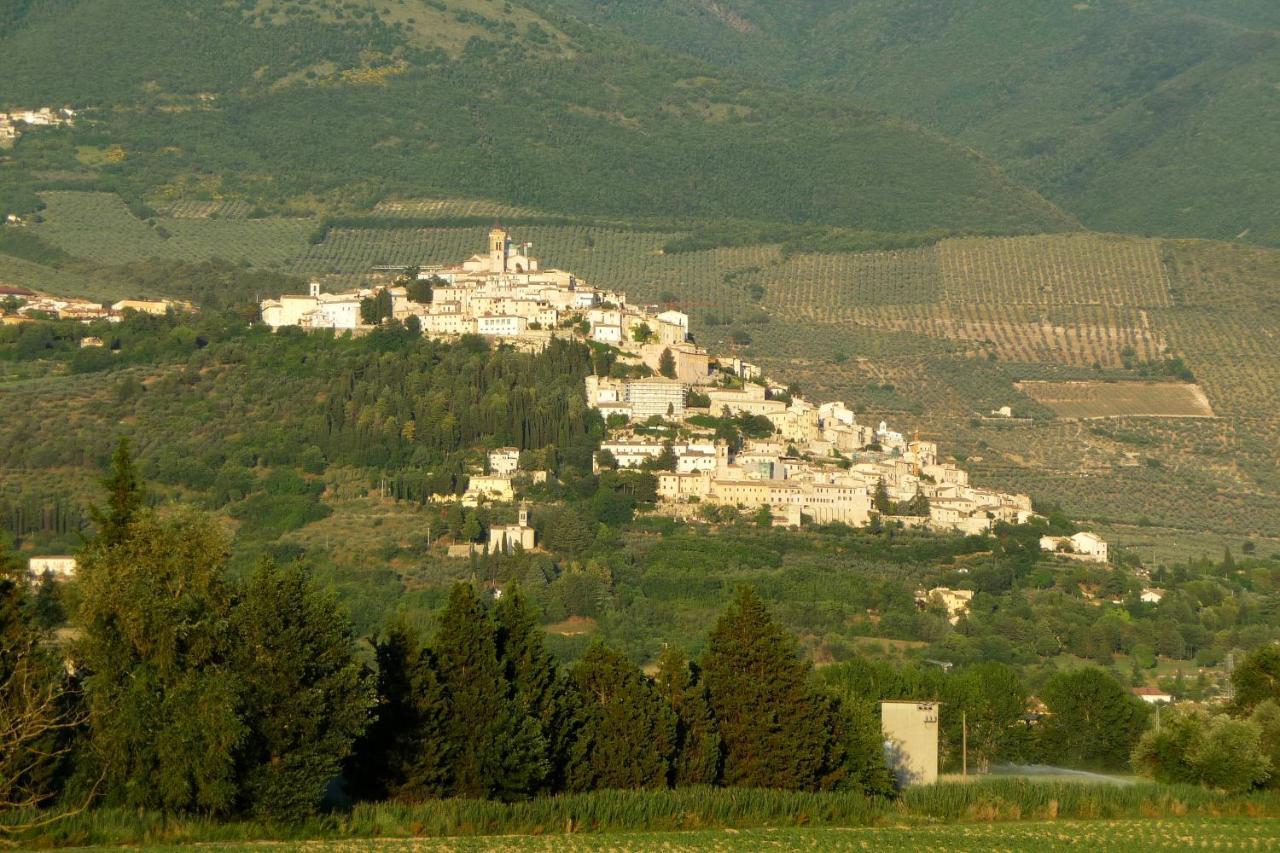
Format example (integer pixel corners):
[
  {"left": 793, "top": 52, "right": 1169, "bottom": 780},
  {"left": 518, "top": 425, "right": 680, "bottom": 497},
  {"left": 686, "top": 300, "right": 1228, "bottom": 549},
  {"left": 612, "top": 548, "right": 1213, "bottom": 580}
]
[{"left": 962, "top": 710, "right": 968, "bottom": 779}]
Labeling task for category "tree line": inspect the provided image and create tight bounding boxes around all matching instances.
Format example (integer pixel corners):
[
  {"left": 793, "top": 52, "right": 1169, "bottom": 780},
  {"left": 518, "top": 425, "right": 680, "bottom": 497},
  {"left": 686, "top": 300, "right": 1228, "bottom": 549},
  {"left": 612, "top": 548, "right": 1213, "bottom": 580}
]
[{"left": 7, "top": 443, "right": 1280, "bottom": 833}]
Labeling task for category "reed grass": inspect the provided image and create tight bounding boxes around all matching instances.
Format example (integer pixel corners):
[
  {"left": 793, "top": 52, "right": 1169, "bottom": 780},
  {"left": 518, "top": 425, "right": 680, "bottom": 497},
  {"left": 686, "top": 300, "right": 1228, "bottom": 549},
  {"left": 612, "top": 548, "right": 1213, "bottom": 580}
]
[{"left": 8, "top": 781, "right": 1280, "bottom": 848}]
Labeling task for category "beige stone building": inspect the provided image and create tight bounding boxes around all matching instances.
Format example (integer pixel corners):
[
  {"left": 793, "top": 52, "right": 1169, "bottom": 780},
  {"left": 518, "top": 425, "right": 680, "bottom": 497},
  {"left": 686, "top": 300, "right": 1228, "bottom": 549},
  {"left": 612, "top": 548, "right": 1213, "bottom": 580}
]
[{"left": 882, "top": 701, "right": 941, "bottom": 786}]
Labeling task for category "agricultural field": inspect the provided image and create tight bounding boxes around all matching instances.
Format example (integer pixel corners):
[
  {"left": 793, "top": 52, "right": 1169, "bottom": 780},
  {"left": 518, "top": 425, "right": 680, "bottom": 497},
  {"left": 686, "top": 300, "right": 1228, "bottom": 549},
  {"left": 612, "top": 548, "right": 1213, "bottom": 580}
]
[
  {"left": 127, "top": 819, "right": 1280, "bottom": 851},
  {"left": 1016, "top": 381, "right": 1215, "bottom": 419}
]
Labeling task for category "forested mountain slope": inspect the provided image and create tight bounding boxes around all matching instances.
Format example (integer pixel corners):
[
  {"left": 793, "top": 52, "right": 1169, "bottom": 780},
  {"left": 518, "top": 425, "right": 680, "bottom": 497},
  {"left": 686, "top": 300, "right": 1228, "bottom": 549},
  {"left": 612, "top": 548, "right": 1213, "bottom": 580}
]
[
  {"left": 0, "top": 0, "right": 1073, "bottom": 235},
  {"left": 529, "top": 0, "right": 1280, "bottom": 245}
]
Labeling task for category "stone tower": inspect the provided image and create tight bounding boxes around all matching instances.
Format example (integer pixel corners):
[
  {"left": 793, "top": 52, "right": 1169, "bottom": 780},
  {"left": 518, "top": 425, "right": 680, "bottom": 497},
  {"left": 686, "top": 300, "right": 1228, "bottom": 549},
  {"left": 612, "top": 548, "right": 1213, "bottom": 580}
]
[{"left": 489, "top": 226, "right": 509, "bottom": 273}]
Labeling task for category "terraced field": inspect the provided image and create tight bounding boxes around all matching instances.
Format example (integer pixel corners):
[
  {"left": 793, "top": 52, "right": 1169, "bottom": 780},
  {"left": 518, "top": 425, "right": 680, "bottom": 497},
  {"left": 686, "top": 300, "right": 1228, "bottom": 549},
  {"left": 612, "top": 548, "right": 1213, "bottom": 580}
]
[{"left": 1017, "top": 381, "right": 1215, "bottom": 419}]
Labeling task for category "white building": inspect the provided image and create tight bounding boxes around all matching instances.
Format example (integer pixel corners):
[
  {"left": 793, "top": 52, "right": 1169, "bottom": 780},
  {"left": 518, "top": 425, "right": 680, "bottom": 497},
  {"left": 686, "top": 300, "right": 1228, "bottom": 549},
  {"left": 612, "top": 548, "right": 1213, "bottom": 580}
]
[
  {"left": 488, "top": 447, "right": 521, "bottom": 476},
  {"left": 260, "top": 282, "right": 362, "bottom": 330},
  {"left": 28, "top": 556, "right": 76, "bottom": 581},
  {"left": 625, "top": 378, "right": 686, "bottom": 420},
  {"left": 488, "top": 506, "right": 536, "bottom": 554},
  {"left": 1040, "top": 531, "right": 1109, "bottom": 564}
]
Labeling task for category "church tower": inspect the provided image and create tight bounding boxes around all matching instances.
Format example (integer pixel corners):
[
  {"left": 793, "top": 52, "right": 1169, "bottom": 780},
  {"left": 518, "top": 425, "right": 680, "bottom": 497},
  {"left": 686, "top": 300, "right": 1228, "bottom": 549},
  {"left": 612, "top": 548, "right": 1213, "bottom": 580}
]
[{"left": 489, "top": 226, "right": 510, "bottom": 273}]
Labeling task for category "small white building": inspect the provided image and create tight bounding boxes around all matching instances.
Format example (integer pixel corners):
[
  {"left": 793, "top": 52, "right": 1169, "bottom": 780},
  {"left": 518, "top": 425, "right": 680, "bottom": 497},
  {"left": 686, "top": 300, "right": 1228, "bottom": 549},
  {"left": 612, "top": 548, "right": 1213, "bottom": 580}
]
[
  {"left": 1140, "top": 588, "right": 1165, "bottom": 604},
  {"left": 488, "top": 447, "right": 521, "bottom": 476},
  {"left": 1040, "top": 531, "right": 1109, "bottom": 564},
  {"left": 488, "top": 506, "right": 536, "bottom": 554},
  {"left": 882, "top": 701, "right": 940, "bottom": 787},
  {"left": 1131, "top": 687, "right": 1173, "bottom": 705},
  {"left": 28, "top": 556, "right": 76, "bottom": 581}
]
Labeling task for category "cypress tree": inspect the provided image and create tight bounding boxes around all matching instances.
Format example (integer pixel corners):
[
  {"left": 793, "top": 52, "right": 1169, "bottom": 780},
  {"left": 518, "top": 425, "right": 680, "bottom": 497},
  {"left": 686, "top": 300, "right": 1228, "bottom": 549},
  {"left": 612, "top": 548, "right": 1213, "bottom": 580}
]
[
  {"left": 701, "top": 587, "right": 846, "bottom": 790},
  {"left": 566, "top": 643, "right": 676, "bottom": 791},
  {"left": 654, "top": 645, "right": 722, "bottom": 786},
  {"left": 229, "top": 560, "right": 376, "bottom": 819},
  {"left": 347, "top": 622, "right": 452, "bottom": 801},
  {"left": 658, "top": 347, "right": 676, "bottom": 379},
  {"left": 89, "top": 437, "right": 143, "bottom": 548},
  {"left": 434, "top": 584, "right": 547, "bottom": 799},
  {"left": 494, "top": 588, "right": 579, "bottom": 793}
]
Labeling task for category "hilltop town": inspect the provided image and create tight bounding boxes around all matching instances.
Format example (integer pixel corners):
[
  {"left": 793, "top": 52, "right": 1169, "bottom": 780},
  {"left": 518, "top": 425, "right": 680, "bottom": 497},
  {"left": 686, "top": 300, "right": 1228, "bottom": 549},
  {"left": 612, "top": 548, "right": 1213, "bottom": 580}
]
[{"left": 260, "top": 230, "right": 1095, "bottom": 549}]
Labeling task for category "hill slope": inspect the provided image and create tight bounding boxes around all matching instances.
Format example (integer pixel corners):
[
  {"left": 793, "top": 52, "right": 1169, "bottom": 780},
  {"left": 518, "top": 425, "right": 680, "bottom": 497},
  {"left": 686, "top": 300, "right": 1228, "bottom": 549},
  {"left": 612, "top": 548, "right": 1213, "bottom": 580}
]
[
  {"left": 0, "top": 0, "right": 1074, "bottom": 236},
  {"left": 528, "top": 0, "right": 1280, "bottom": 245}
]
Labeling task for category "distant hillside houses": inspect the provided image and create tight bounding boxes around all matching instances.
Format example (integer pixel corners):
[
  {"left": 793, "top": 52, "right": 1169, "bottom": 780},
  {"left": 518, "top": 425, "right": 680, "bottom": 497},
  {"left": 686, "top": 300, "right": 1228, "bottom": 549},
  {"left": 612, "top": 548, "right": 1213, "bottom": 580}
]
[
  {"left": 647, "top": 427, "right": 1034, "bottom": 534},
  {"left": 259, "top": 228, "right": 703, "bottom": 360},
  {"left": 7, "top": 294, "right": 190, "bottom": 323},
  {"left": 0, "top": 106, "right": 75, "bottom": 147}
]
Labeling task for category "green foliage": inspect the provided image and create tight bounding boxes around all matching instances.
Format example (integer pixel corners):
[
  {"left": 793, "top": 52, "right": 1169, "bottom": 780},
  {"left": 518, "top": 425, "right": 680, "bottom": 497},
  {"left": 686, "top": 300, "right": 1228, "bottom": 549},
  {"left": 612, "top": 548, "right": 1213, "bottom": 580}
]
[
  {"left": 567, "top": 643, "right": 676, "bottom": 791},
  {"left": 1134, "top": 705, "right": 1272, "bottom": 794},
  {"left": 658, "top": 347, "right": 675, "bottom": 379},
  {"left": 77, "top": 510, "right": 243, "bottom": 813},
  {"left": 653, "top": 646, "right": 721, "bottom": 787},
  {"left": 228, "top": 560, "right": 375, "bottom": 820},
  {"left": 347, "top": 622, "right": 452, "bottom": 802},
  {"left": 76, "top": 510, "right": 373, "bottom": 817},
  {"left": 1232, "top": 646, "right": 1280, "bottom": 714},
  {"left": 701, "top": 587, "right": 846, "bottom": 790},
  {"left": 433, "top": 584, "right": 548, "bottom": 799},
  {"left": 1038, "top": 668, "right": 1151, "bottom": 771},
  {"left": 494, "top": 589, "right": 579, "bottom": 793},
  {"left": 87, "top": 438, "right": 143, "bottom": 548}
]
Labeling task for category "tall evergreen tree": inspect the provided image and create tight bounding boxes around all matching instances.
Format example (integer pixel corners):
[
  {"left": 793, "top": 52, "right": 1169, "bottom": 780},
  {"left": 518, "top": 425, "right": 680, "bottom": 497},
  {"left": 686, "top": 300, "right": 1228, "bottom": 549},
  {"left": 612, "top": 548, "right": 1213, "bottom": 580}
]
[
  {"left": 567, "top": 643, "right": 675, "bottom": 791},
  {"left": 702, "top": 587, "right": 845, "bottom": 790},
  {"left": 347, "top": 622, "right": 452, "bottom": 801},
  {"left": 494, "top": 588, "right": 579, "bottom": 793},
  {"left": 76, "top": 510, "right": 244, "bottom": 813},
  {"left": 434, "top": 584, "right": 547, "bottom": 799},
  {"left": 89, "top": 437, "right": 143, "bottom": 548},
  {"left": 872, "top": 479, "right": 893, "bottom": 516},
  {"left": 229, "top": 560, "right": 375, "bottom": 820},
  {"left": 658, "top": 347, "right": 676, "bottom": 379},
  {"left": 654, "top": 645, "right": 721, "bottom": 786}
]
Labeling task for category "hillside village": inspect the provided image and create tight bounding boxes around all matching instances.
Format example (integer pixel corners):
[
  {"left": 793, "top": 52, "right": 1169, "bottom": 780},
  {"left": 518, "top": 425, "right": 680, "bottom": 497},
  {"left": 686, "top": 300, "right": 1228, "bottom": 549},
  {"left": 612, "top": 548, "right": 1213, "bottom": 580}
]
[
  {"left": 0, "top": 106, "right": 74, "bottom": 150},
  {"left": 261, "top": 230, "right": 1104, "bottom": 552}
]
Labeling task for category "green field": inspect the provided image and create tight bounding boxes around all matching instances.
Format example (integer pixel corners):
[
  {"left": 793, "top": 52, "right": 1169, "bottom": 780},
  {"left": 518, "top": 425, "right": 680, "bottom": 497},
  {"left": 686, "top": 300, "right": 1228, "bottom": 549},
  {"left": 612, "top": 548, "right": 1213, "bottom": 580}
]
[{"left": 57, "top": 819, "right": 1280, "bottom": 851}]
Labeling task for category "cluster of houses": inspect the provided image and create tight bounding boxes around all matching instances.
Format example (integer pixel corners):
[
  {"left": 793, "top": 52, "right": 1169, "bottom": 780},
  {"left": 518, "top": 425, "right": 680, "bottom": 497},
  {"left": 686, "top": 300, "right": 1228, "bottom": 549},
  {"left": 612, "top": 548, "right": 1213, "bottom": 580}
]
[
  {"left": 0, "top": 288, "right": 190, "bottom": 324},
  {"left": 0, "top": 106, "right": 75, "bottom": 147},
  {"left": 599, "top": 411, "right": 1037, "bottom": 535},
  {"left": 260, "top": 228, "right": 704, "bottom": 359},
  {"left": 257, "top": 227, "right": 1114, "bottom": 548}
]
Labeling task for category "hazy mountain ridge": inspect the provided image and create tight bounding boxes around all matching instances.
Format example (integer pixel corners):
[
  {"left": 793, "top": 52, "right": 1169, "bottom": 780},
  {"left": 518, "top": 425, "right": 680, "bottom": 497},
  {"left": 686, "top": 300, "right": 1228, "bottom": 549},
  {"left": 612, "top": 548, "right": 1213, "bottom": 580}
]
[{"left": 527, "top": 0, "right": 1280, "bottom": 245}]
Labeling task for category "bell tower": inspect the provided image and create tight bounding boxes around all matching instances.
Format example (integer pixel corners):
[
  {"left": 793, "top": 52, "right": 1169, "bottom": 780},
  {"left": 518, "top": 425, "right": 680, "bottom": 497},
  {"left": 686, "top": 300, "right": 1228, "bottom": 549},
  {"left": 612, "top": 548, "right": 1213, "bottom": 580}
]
[{"left": 489, "top": 226, "right": 509, "bottom": 273}]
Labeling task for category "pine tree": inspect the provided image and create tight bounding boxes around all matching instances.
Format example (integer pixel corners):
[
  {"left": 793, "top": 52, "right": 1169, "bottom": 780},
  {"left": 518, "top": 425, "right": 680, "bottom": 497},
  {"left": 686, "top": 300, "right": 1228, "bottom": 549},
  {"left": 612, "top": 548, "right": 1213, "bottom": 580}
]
[
  {"left": 229, "top": 560, "right": 376, "bottom": 820},
  {"left": 567, "top": 643, "right": 675, "bottom": 791},
  {"left": 89, "top": 437, "right": 143, "bottom": 548},
  {"left": 494, "top": 588, "right": 579, "bottom": 793},
  {"left": 76, "top": 509, "right": 244, "bottom": 813},
  {"left": 434, "top": 584, "right": 547, "bottom": 799},
  {"left": 701, "top": 587, "right": 846, "bottom": 790},
  {"left": 347, "top": 622, "right": 452, "bottom": 801},
  {"left": 904, "top": 489, "right": 930, "bottom": 517},
  {"left": 654, "top": 645, "right": 721, "bottom": 786},
  {"left": 658, "top": 347, "right": 676, "bottom": 379},
  {"left": 872, "top": 479, "right": 893, "bottom": 516}
]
